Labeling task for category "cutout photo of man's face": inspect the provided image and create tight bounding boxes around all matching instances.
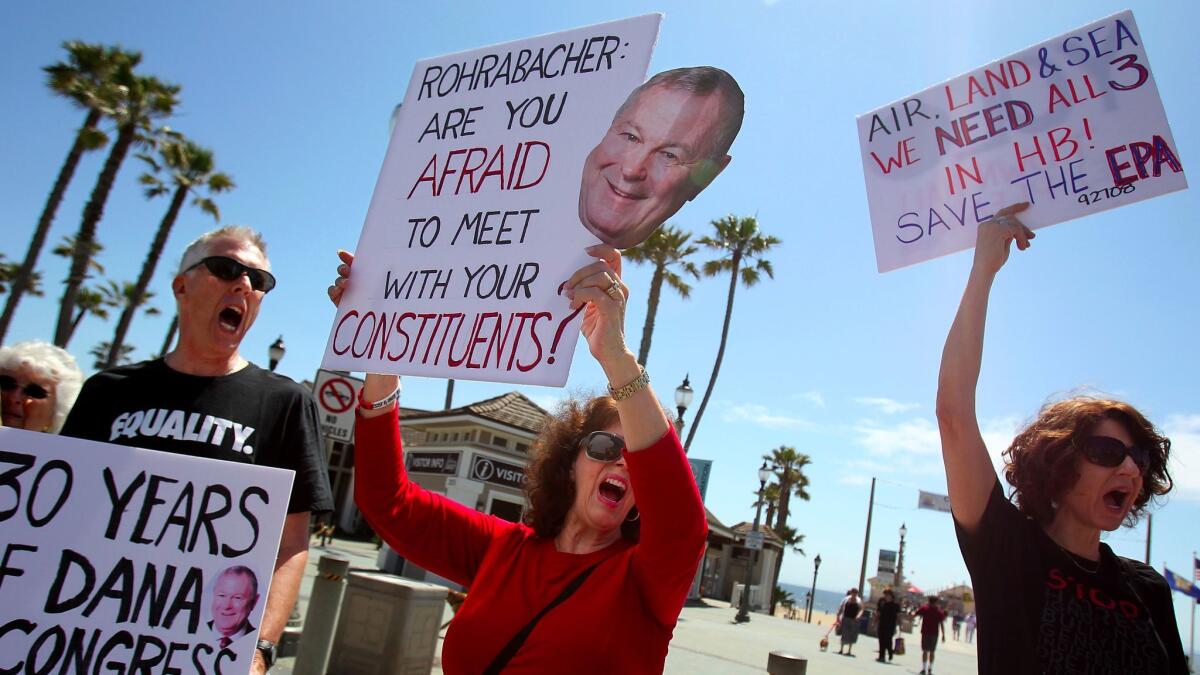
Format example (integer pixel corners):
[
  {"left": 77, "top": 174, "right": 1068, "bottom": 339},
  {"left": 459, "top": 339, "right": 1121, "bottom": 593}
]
[
  {"left": 211, "top": 570, "right": 258, "bottom": 637},
  {"left": 578, "top": 80, "right": 735, "bottom": 249}
]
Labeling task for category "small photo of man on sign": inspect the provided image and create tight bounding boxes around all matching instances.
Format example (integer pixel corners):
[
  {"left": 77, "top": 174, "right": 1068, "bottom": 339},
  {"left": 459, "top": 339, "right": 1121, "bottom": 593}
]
[
  {"left": 208, "top": 565, "right": 260, "bottom": 648},
  {"left": 577, "top": 66, "right": 744, "bottom": 249}
]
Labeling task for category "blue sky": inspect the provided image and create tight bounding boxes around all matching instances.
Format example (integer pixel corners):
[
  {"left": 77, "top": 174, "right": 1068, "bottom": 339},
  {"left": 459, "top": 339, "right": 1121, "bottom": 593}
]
[{"left": 3, "top": 0, "right": 1198, "bottom": 640}]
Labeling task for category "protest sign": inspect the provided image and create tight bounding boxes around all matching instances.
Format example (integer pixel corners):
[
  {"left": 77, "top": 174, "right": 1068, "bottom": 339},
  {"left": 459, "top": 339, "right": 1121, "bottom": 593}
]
[
  {"left": 858, "top": 10, "right": 1186, "bottom": 273},
  {"left": 917, "top": 489, "right": 952, "bottom": 513},
  {"left": 313, "top": 369, "right": 363, "bottom": 443},
  {"left": 0, "top": 428, "right": 293, "bottom": 673},
  {"left": 322, "top": 16, "right": 663, "bottom": 386}
]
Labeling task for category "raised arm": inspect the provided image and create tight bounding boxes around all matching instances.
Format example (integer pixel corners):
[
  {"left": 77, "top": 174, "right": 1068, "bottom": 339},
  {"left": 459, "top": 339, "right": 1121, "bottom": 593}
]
[
  {"left": 563, "top": 245, "right": 707, "bottom": 620},
  {"left": 327, "top": 251, "right": 503, "bottom": 583},
  {"left": 935, "top": 204, "right": 1033, "bottom": 533}
]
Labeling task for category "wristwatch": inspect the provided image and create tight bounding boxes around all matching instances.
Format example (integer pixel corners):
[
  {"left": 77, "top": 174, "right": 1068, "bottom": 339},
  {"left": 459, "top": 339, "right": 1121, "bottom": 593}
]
[{"left": 256, "top": 639, "right": 277, "bottom": 668}]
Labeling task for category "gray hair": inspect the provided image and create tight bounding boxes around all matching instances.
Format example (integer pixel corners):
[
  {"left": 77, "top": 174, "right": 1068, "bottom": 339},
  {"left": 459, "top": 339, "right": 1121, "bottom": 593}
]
[
  {"left": 614, "top": 66, "right": 745, "bottom": 159},
  {"left": 216, "top": 564, "right": 259, "bottom": 596},
  {"left": 178, "top": 226, "right": 269, "bottom": 274},
  {"left": 0, "top": 340, "right": 84, "bottom": 433}
]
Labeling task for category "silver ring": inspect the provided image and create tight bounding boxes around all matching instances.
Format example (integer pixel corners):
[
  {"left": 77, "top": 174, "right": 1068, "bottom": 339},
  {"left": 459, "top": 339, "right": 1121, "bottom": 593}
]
[{"left": 605, "top": 282, "right": 622, "bottom": 300}]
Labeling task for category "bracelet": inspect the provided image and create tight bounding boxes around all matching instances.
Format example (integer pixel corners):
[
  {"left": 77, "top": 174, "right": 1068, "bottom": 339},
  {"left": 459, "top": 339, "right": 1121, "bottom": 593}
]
[
  {"left": 358, "top": 383, "right": 401, "bottom": 410},
  {"left": 608, "top": 365, "right": 649, "bottom": 401}
]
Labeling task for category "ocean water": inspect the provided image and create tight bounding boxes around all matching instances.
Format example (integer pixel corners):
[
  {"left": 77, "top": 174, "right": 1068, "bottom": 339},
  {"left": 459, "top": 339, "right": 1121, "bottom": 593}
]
[{"left": 778, "top": 584, "right": 847, "bottom": 615}]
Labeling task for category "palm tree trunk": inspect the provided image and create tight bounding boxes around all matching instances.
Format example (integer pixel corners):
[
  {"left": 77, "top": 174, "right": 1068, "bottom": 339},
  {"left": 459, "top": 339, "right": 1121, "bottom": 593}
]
[
  {"left": 65, "top": 304, "right": 89, "bottom": 348},
  {"left": 444, "top": 379, "right": 455, "bottom": 409},
  {"left": 53, "top": 124, "right": 136, "bottom": 347},
  {"left": 636, "top": 265, "right": 666, "bottom": 366},
  {"left": 106, "top": 184, "right": 188, "bottom": 368},
  {"left": 684, "top": 251, "right": 742, "bottom": 451},
  {"left": 0, "top": 109, "right": 102, "bottom": 342},
  {"left": 770, "top": 479, "right": 793, "bottom": 615}
]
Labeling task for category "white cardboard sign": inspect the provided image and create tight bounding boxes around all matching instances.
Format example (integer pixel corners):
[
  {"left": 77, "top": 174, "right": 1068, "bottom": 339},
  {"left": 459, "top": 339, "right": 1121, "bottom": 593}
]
[
  {"left": 858, "top": 10, "right": 1186, "bottom": 273},
  {"left": 313, "top": 369, "right": 363, "bottom": 443},
  {"left": 0, "top": 428, "right": 293, "bottom": 673},
  {"left": 322, "top": 15, "right": 662, "bottom": 385}
]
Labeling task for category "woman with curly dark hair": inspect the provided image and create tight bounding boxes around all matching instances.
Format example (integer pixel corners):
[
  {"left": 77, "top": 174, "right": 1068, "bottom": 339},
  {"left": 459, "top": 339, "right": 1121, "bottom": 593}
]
[
  {"left": 328, "top": 245, "right": 705, "bottom": 674},
  {"left": 936, "top": 204, "right": 1187, "bottom": 675}
]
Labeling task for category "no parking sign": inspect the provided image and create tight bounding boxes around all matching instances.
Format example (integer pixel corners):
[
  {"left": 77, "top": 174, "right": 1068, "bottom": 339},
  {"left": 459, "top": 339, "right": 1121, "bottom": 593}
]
[{"left": 313, "top": 369, "right": 363, "bottom": 442}]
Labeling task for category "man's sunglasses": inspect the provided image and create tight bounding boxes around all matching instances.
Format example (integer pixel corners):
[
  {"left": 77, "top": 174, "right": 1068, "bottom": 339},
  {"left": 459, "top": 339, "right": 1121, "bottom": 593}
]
[
  {"left": 1080, "top": 435, "right": 1150, "bottom": 471},
  {"left": 580, "top": 431, "right": 625, "bottom": 462},
  {"left": 187, "top": 256, "right": 276, "bottom": 293},
  {"left": 0, "top": 375, "right": 49, "bottom": 400}
]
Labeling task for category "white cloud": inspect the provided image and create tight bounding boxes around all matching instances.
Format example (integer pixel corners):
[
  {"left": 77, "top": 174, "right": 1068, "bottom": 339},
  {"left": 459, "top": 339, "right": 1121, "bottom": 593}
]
[
  {"left": 794, "top": 390, "right": 826, "bottom": 408},
  {"left": 854, "top": 417, "right": 940, "bottom": 457},
  {"left": 1163, "top": 414, "right": 1200, "bottom": 501},
  {"left": 855, "top": 397, "right": 919, "bottom": 415},
  {"left": 721, "top": 402, "right": 813, "bottom": 430}
]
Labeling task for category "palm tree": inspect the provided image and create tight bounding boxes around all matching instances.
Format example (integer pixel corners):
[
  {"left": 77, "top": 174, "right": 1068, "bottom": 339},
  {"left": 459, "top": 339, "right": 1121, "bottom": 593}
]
[
  {"left": 0, "top": 41, "right": 140, "bottom": 342},
  {"left": 53, "top": 61, "right": 179, "bottom": 347},
  {"left": 62, "top": 281, "right": 122, "bottom": 348},
  {"left": 103, "top": 138, "right": 233, "bottom": 368},
  {"left": 683, "top": 215, "right": 780, "bottom": 451},
  {"left": 622, "top": 225, "right": 699, "bottom": 367},
  {"left": 1, "top": 255, "right": 42, "bottom": 298},
  {"left": 755, "top": 483, "right": 781, "bottom": 530},
  {"left": 764, "top": 445, "right": 813, "bottom": 613}
]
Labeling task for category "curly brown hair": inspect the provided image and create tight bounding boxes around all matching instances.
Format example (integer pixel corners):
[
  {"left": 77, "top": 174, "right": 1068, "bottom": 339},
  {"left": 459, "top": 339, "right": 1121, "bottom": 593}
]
[
  {"left": 1003, "top": 397, "right": 1172, "bottom": 526},
  {"left": 523, "top": 395, "right": 640, "bottom": 542}
]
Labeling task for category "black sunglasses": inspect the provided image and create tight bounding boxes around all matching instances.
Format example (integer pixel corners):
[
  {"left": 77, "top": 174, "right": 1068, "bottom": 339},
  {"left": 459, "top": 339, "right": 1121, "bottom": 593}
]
[
  {"left": 1080, "top": 435, "right": 1150, "bottom": 471},
  {"left": 0, "top": 374, "right": 49, "bottom": 400},
  {"left": 580, "top": 431, "right": 625, "bottom": 462},
  {"left": 187, "top": 256, "right": 276, "bottom": 293}
]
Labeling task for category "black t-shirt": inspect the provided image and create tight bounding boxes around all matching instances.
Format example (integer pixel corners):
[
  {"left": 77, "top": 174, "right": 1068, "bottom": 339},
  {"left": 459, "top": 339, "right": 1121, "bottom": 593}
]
[
  {"left": 62, "top": 359, "right": 333, "bottom": 515},
  {"left": 954, "top": 478, "right": 1187, "bottom": 674},
  {"left": 877, "top": 599, "right": 900, "bottom": 633}
]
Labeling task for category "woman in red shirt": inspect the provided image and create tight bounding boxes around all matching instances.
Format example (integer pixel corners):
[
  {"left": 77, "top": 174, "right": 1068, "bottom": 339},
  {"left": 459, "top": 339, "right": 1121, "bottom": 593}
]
[{"left": 329, "top": 245, "right": 707, "bottom": 674}]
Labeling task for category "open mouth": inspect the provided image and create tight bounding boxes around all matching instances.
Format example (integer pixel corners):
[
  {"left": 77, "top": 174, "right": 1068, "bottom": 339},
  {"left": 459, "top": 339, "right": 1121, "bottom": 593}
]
[
  {"left": 1102, "top": 489, "right": 1130, "bottom": 513},
  {"left": 218, "top": 306, "right": 244, "bottom": 333},
  {"left": 597, "top": 476, "right": 627, "bottom": 506}
]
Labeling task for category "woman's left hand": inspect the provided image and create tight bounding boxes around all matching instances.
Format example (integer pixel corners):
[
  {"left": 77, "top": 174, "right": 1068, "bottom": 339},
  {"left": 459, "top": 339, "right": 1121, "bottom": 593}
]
[{"left": 562, "top": 245, "right": 631, "bottom": 369}]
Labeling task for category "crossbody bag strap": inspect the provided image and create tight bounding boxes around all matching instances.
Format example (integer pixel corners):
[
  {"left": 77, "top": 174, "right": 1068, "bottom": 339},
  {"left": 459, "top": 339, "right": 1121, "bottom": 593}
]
[{"left": 482, "top": 562, "right": 601, "bottom": 675}]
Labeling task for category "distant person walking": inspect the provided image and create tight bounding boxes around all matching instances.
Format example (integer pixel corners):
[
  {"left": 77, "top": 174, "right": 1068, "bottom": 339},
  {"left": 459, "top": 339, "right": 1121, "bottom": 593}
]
[
  {"left": 835, "top": 588, "right": 861, "bottom": 656},
  {"left": 936, "top": 205, "right": 1187, "bottom": 673},
  {"left": 875, "top": 588, "right": 900, "bottom": 663},
  {"left": 951, "top": 612, "right": 962, "bottom": 640},
  {"left": 964, "top": 613, "right": 976, "bottom": 644},
  {"left": 914, "top": 596, "right": 946, "bottom": 675}
]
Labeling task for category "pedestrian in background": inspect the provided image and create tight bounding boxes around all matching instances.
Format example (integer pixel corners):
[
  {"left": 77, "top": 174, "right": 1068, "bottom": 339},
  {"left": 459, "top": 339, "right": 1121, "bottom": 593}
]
[{"left": 875, "top": 588, "right": 900, "bottom": 663}]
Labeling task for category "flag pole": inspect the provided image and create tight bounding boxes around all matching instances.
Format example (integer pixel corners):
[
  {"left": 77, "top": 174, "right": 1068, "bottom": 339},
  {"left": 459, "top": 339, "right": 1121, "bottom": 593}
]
[
  {"left": 858, "top": 477, "right": 876, "bottom": 597},
  {"left": 1143, "top": 513, "right": 1152, "bottom": 563}
]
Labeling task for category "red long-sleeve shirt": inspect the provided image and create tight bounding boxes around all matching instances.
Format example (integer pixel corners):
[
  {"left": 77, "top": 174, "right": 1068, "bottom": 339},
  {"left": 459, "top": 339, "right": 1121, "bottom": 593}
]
[{"left": 354, "top": 407, "right": 708, "bottom": 674}]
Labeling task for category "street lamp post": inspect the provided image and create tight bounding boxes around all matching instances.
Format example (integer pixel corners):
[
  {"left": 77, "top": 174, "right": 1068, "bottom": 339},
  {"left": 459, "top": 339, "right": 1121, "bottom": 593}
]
[
  {"left": 735, "top": 462, "right": 771, "bottom": 623},
  {"left": 674, "top": 375, "right": 694, "bottom": 441},
  {"left": 268, "top": 336, "right": 286, "bottom": 372},
  {"left": 806, "top": 553, "right": 822, "bottom": 623},
  {"left": 896, "top": 523, "right": 907, "bottom": 599}
]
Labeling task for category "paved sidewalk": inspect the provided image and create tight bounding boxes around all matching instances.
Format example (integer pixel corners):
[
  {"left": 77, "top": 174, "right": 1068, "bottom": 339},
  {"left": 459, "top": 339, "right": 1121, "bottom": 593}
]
[{"left": 280, "top": 537, "right": 980, "bottom": 674}]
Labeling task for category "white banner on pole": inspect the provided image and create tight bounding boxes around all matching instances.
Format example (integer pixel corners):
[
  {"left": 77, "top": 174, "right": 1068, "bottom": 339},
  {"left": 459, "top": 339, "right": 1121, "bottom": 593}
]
[
  {"left": 0, "top": 428, "right": 293, "bottom": 672},
  {"left": 858, "top": 10, "right": 1186, "bottom": 273},
  {"left": 918, "top": 489, "right": 953, "bottom": 513}
]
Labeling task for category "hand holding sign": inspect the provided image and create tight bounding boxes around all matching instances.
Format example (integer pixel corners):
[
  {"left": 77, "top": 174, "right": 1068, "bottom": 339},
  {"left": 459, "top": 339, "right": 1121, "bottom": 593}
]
[{"left": 973, "top": 203, "right": 1034, "bottom": 276}]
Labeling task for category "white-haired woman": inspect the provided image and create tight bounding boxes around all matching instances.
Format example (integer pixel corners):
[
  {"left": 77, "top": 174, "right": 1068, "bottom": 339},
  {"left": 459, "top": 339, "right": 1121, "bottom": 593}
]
[{"left": 0, "top": 340, "right": 83, "bottom": 433}]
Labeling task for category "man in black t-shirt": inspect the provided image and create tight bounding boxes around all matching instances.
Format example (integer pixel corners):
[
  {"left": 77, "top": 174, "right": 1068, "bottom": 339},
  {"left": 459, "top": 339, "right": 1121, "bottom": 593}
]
[{"left": 62, "top": 226, "right": 332, "bottom": 675}]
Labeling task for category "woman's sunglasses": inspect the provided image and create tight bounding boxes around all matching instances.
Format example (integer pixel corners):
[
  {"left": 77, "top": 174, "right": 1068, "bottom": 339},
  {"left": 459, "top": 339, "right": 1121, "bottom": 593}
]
[
  {"left": 187, "top": 256, "right": 276, "bottom": 293},
  {"left": 1080, "top": 435, "right": 1150, "bottom": 471},
  {"left": 0, "top": 374, "right": 49, "bottom": 400},
  {"left": 580, "top": 431, "right": 625, "bottom": 462}
]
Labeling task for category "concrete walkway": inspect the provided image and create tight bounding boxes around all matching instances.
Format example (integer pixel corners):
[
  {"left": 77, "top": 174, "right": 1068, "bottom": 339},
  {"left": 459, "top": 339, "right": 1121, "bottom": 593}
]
[{"left": 279, "top": 537, "right": 980, "bottom": 674}]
